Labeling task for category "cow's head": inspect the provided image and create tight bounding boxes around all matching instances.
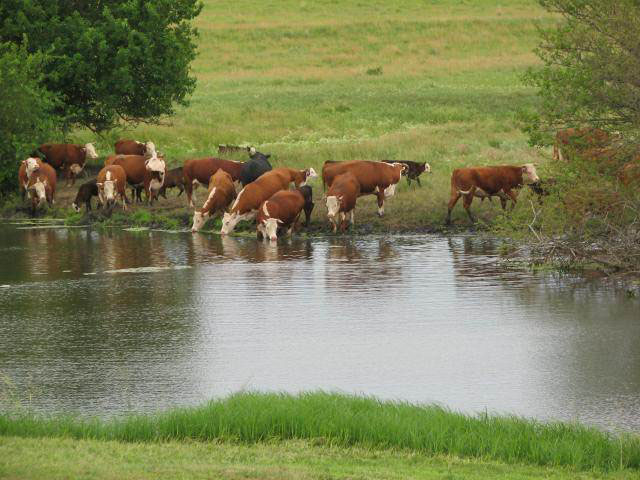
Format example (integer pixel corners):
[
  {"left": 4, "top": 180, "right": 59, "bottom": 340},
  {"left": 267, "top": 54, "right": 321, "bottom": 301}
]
[
  {"left": 84, "top": 143, "right": 98, "bottom": 159},
  {"left": 24, "top": 157, "right": 40, "bottom": 178},
  {"left": 326, "top": 195, "right": 341, "bottom": 219},
  {"left": 144, "top": 141, "right": 157, "bottom": 158},
  {"left": 422, "top": 163, "right": 432, "bottom": 174},
  {"left": 299, "top": 167, "right": 318, "bottom": 186},
  {"left": 521, "top": 163, "right": 539, "bottom": 183},
  {"left": 97, "top": 171, "right": 118, "bottom": 206},
  {"left": 29, "top": 177, "right": 48, "bottom": 205},
  {"left": 221, "top": 212, "right": 239, "bottom": 235},
  {"left": 261, "top": 217, "right": 282, "bottom": 242},
  {"left": 248, "top": 148, "right": 271, "bottom": 162},
  {"left": 70, "top": 163, "right": 84, "bottom": 175},
  {"left": 191, "top": 209, "right": 208, "bottom": 233}
]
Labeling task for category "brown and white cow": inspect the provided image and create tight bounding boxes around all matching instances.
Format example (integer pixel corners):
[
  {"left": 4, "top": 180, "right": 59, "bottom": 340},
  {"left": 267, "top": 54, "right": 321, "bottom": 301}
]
[
  {"left": 322, "top": 161, "right": 405, "bottom": 216},
  {"left": 325, "top": 171, "right": 360, "bottom": 233},
  {"left": 96, "top": 165, "right": 128, "bottom": 210},
  {"left": 37, "top": 143, "right": 98, "bottom": 186},
  {"left": 183, "top": 157, "right": 245, "bottom": 208},
  {"left": 220, "top": 167, "right": 316, "bottom": 235},
  {"left": 114, "top": 139, "right": 157, "bottom": 156},
  {"left": 191, "top": 170, "right": 237, "bottom": 233},
  {"left": 105, "top": 154, "right": 164, "bottom": 204},
  {"left": 26, "top": 162, "right": 57, "bottom": 213},
  {"left": 553, "top": 128, "right": 611, "bottom": 162},
  {"left": 256, "top": 186, "right": 314, "bottom": 241},
  {"left": 446, "top": 164, "right": 539, "bottom": 224},
  {"left": 18, "top": 157, "right": 43, "bottom": 199}
]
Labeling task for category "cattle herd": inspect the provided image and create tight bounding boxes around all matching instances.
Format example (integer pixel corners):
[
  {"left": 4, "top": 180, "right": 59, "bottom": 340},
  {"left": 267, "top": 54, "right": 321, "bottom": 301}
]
[{"left": 17, "top": 135, "right": 590, "bottom": 241}]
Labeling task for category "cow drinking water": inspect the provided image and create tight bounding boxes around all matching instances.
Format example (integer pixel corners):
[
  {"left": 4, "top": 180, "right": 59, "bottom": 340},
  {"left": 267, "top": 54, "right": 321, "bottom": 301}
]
[{"left": 256, "top": 186, "right": 315, "bottom": 241}]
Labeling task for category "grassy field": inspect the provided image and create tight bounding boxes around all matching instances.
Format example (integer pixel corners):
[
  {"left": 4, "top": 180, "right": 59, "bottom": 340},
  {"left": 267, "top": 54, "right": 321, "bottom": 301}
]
[
  {"left": 3, "top": 436, "right": 638, "bottom": 480},
  {"left": 15, "top": 0, "right": 555, "bottom": 232},
  {"left": 2, "top": 392, "right": 640, "bottom": 474}
]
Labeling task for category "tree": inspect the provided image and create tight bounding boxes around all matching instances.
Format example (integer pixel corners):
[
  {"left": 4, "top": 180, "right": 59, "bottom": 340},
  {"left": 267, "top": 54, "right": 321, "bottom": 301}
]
[
  {"left": 0, "top": 0, "right": 202, "bottom": 133},
  {"left": 0, "top": 44, "right": 59, "bottom": 195},
  {"left": 525, "top": 0, "right": 640, "bottom": 145}
]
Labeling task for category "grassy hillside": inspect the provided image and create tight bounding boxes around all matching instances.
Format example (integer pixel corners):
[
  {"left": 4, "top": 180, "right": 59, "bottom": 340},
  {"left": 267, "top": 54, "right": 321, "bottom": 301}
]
[{"left": 67, "top": 0, "right": 554, "bottom": 229}]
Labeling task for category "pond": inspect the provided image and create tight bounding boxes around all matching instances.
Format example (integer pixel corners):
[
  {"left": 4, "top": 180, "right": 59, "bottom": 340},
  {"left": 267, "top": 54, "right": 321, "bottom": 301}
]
[{"left": 0, "top": 224, "right": 638, "bottom": 432}]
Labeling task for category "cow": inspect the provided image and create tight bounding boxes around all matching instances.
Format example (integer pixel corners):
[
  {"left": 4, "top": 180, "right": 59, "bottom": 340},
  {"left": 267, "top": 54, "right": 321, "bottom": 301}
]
[
  {"left": 191, "top": 170, "right": 237, "bottom": 233},
  {"left": 221, "top": 167, "right": 317, "bottom": 235},
  {"left": 105, "top": 154, "right": 164, "bottom": 204},
  {"left": 256, "top": 186, "right": 315, "bottom": 241},
  {"left": 322, "top": 161, "right": 406, "bottom": 216},
  {"left": 382, "top": 160, "right": 431, "bottom": 187},
  {"left": 553, "top": 128, "right": 611, "bottom": 162},
  {"left": 325, "top": 171, "right": 360, "bottom": 233},
  {"left": 25, "top": 162, "right": 57, "bottom": 214},
  {"left": 619, "top": 161, "right": 640, "bottom": 186},
  {"left": 239, "top": 147, "right": 273, "bottom": 186},
  {"left": 115, "top": 139, "right": 146, "bottom": 156},
  {"left": 96, "top": 165, "right": 128, "bottom": 210},
  {"left": 183, "top": 157, "right": 245, "bottom": 208},
  {"left": 446, "top": 164, "right": 539, "bottom": 224},
  {"left": 159, "top": 167, "right": 185, "bottom": 198},
  {"left": 36, "top": 143, "right": 98, "bottom": 186},
  {"left": 72, "top": 179, "right": 101, "bottom": 213},
  {"left": 18, "top": 157, "right": 43, "bottom": 200}
]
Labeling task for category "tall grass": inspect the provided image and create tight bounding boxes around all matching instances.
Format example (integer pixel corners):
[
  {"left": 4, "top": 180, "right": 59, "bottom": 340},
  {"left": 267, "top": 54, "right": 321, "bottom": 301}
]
[{"left": 1, "top": 392, "right": 639, "bottom": 472}]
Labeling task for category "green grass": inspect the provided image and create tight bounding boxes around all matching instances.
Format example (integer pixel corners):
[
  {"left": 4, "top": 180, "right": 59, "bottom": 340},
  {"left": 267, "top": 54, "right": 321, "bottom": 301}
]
[
  {"left": 3, "top": 437, "right": 637, "bottom": 480},
  {"left": 57, "top": 0, "right": 555, "bottom": 229},
  {"left": 2, "top": 392, "right": 639, "bottom": 473}
]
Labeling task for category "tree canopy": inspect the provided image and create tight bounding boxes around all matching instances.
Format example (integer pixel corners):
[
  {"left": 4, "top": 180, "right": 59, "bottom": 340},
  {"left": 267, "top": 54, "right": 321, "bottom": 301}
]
[
  {"left": 525, "top": 0, "right": 640, "bottom": 145},
  {"left": 0, "top": 0, "right": 202, "bottom": 133}
]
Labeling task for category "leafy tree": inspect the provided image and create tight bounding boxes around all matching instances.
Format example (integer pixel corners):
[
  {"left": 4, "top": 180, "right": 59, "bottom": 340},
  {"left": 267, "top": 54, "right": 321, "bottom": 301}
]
[
  {"left": 525, "top": 0, "right": 640, "bottom": 145},
  {"left": 0, "top": 44, "right": 59, "bottom": 195},
  {"left": 0, "top": 0, "right": 202, "bottom": 133}
]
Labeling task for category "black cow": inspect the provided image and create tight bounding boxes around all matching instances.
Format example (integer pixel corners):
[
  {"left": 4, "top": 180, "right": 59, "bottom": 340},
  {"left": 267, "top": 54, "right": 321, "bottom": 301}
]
[
  {"left": 71, "top": 179, "right": 101, "bottom": 212},
  {"left": 159, "top": 167, "right": 185, "bottom": 199},
  {"left": 239, "top": 148, "right": 273, "bottom": 186},
  {"left": 382, "top": 160, "right": 430, "bottom": 186},
  {"left": 297, "top": 185, "right": 315, "bottom": 227}
]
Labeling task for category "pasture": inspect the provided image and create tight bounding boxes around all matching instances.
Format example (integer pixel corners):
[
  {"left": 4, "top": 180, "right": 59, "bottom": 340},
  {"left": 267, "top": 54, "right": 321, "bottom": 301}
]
[{"left": 56, "top": 0, "right": 556, "bottom": 232}]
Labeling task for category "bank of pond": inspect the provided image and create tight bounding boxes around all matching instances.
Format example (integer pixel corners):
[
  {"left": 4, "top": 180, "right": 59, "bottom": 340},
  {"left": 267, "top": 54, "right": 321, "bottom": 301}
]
[{"left": 1, "top": 392, "right": 639, "bottom": 473}]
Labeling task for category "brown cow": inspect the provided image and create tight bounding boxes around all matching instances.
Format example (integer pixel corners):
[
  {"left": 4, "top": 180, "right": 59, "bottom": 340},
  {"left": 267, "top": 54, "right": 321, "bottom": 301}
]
[
  {"left": 26, "top": 162, "right": 57, "bottom": 213},
  {"left": 446, "top": 164, "right": 539, "bottom": 224},
  {"left": 96, "top": 165, "right": 128, "bottom": 210},
  {"left": 183, "top": 157, "right": 245, "bottom": 208},
  {"left": 105, "top": 154, "right": 165, "bottom": 204},
  {"left": 326, "top": 171, "right": 360, "bottom": 233},
  {"left": 256, "top": 186, "right": 315, "bottom": 241},
  {"left": 322, "top": 161, "right": 405, "bottom": 216},
  {"left": 159, "top": 167, "right": 185, "bottom": 198},
  {"left": 37, "top": 143, "right": 98, "bottom": 186},
  {"left": 18, "top": 157, "right": 43, "bottom": 200},
  {"left": 220, "top": 167, "right": 316, "bottom": 234},
  {"left": 553, "top": 128, "right": 610, "bottom": 162},
  {"left": 114, "top": 139, "right": 155, "bottom": 156},
  {"left": 191, "top": 170, "right": 237, "bottom": 233}
]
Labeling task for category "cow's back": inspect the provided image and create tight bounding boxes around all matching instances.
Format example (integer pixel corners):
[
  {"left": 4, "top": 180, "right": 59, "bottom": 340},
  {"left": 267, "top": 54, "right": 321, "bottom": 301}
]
[
  {"left": 232, "top": 169, "right": 290, "bottom": 214},
  {"left": 184, "top": 157, "right": 243, "bottom": 184},
  {"left": 115, "top": 139, "right": 145, "bottom": 156},
  {"left": 110, "top": 155, "right": 146, "bottom": 184},
  {"left": 324, "top": 161, "right": 388, "bottom": 193},
  {"left": 258, "top": 190, "right": 305, "bottom": 225}
]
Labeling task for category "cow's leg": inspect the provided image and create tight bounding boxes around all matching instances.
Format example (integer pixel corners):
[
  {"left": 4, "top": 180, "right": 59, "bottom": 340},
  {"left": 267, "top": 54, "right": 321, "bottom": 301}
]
[
  {"left": 177, "top": 185, "right": 184, "bottom": 197},
  {"left": 121, "top": 192, "right": 127, "bottom": 211},
  {"left": 463, "top": 191, "right": 475, "bottom": 222},
  {"left": 416, "top": 176, "right": 422, "bottom": 187},
  {"left": 349, "top": 209, "right": 355, "bottom": 227},
  {"left": 406, "top": 177, "right": 412, "bottom": 187},
  {"left": 376, "top": 191, "right": 385, "bottom": 217},
  {"left": 505, "top": 189, "right": 518, "bottom": 210},
  {"left": 446, "top": 189, "right": 461, "bottom": 225},
  {"left": 160, "top": 186, "right": 167, "bottom": 199}
]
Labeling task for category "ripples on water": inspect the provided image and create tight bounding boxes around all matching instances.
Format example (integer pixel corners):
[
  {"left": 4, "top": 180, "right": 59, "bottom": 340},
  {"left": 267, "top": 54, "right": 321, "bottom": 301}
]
[{"left": 0, "top": 225, "right": 638, "bottom": 432}]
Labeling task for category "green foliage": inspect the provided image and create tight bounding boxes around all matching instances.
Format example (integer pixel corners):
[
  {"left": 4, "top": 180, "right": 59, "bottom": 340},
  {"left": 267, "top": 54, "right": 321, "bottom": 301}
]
[
  {"left": 2, "top": 392, "right": 640, "bottom": 472},
  {"left": 0, "top": 44, "right": 58, "bottom": 196},
  {"left": 0, "top": 0, "right": 202, "bottom": 132},
  {"left": 525, "top": 0, "right": 640, "bottom": 142}
]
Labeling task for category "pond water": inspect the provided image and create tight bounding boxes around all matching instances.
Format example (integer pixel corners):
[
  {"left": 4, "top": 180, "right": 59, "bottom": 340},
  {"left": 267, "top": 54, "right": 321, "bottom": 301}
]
[{"left": 0, "top": 224, "right": 638, "bottom": 432}]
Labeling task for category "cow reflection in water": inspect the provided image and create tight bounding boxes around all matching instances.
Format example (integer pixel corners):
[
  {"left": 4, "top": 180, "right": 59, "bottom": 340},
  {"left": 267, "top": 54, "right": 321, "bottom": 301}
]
[{"left": 324, "top": 237, "right": 402, "bottom": 293}]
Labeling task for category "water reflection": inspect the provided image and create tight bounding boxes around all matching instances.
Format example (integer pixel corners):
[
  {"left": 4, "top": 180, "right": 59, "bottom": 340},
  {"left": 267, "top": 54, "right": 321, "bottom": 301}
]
[{"left": 0, "top": 225, "right": 639, "bottom": 432}]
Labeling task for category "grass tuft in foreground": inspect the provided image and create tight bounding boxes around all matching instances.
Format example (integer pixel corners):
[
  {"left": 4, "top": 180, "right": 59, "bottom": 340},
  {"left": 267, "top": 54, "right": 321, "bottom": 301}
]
[{"left": 1, "top": 392, "right": 639, "bottom": 472}]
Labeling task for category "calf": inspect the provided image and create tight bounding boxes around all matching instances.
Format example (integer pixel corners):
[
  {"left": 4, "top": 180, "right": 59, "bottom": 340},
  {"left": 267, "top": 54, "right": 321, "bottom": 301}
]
[
  {"left": 18, "top": 157, "right": 43, "bottom": 200},
  {"left": 183, "top": 157, "right": 244, "bottom": 207},
  {"left": 96, "top": 165, "right": 128, "bottom": 210},
  {"left": 322, "top": 161, "right": 405, "bottom": 216},
  {"left": 37, "top": 142, "right": 98, "bottom": 186},
  {"left": 553, "top": 127, "right": 611, "bottom": 162},
  {"left": 221, "top": 167, "right": 316, "bottom": 235},
  {"left": 382, "top": 160, "right": 431, "bottom": 187},
  {"left": 26, "top": 162, "right": 57, "bottom": 214},
  {"left": 256, "top": 186, "right": 314, "bottom": 241},
  {"left": 191, "top": 170, "right": 237, "bottom": 232},
  {"left": 446, "top": 164, "right": 539, "bottom": 224},
  {"left": 159, "top": 167, "right": 185, "bottom": 198},
  {"left": 72, "top": 179, "right": 101, "bottom": 212},
  {"left": 239, "top": 148, "right": 273, "bottom": 186},
  {"left": 325, "top": 171, "right": 360, "bottom": 233}
]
